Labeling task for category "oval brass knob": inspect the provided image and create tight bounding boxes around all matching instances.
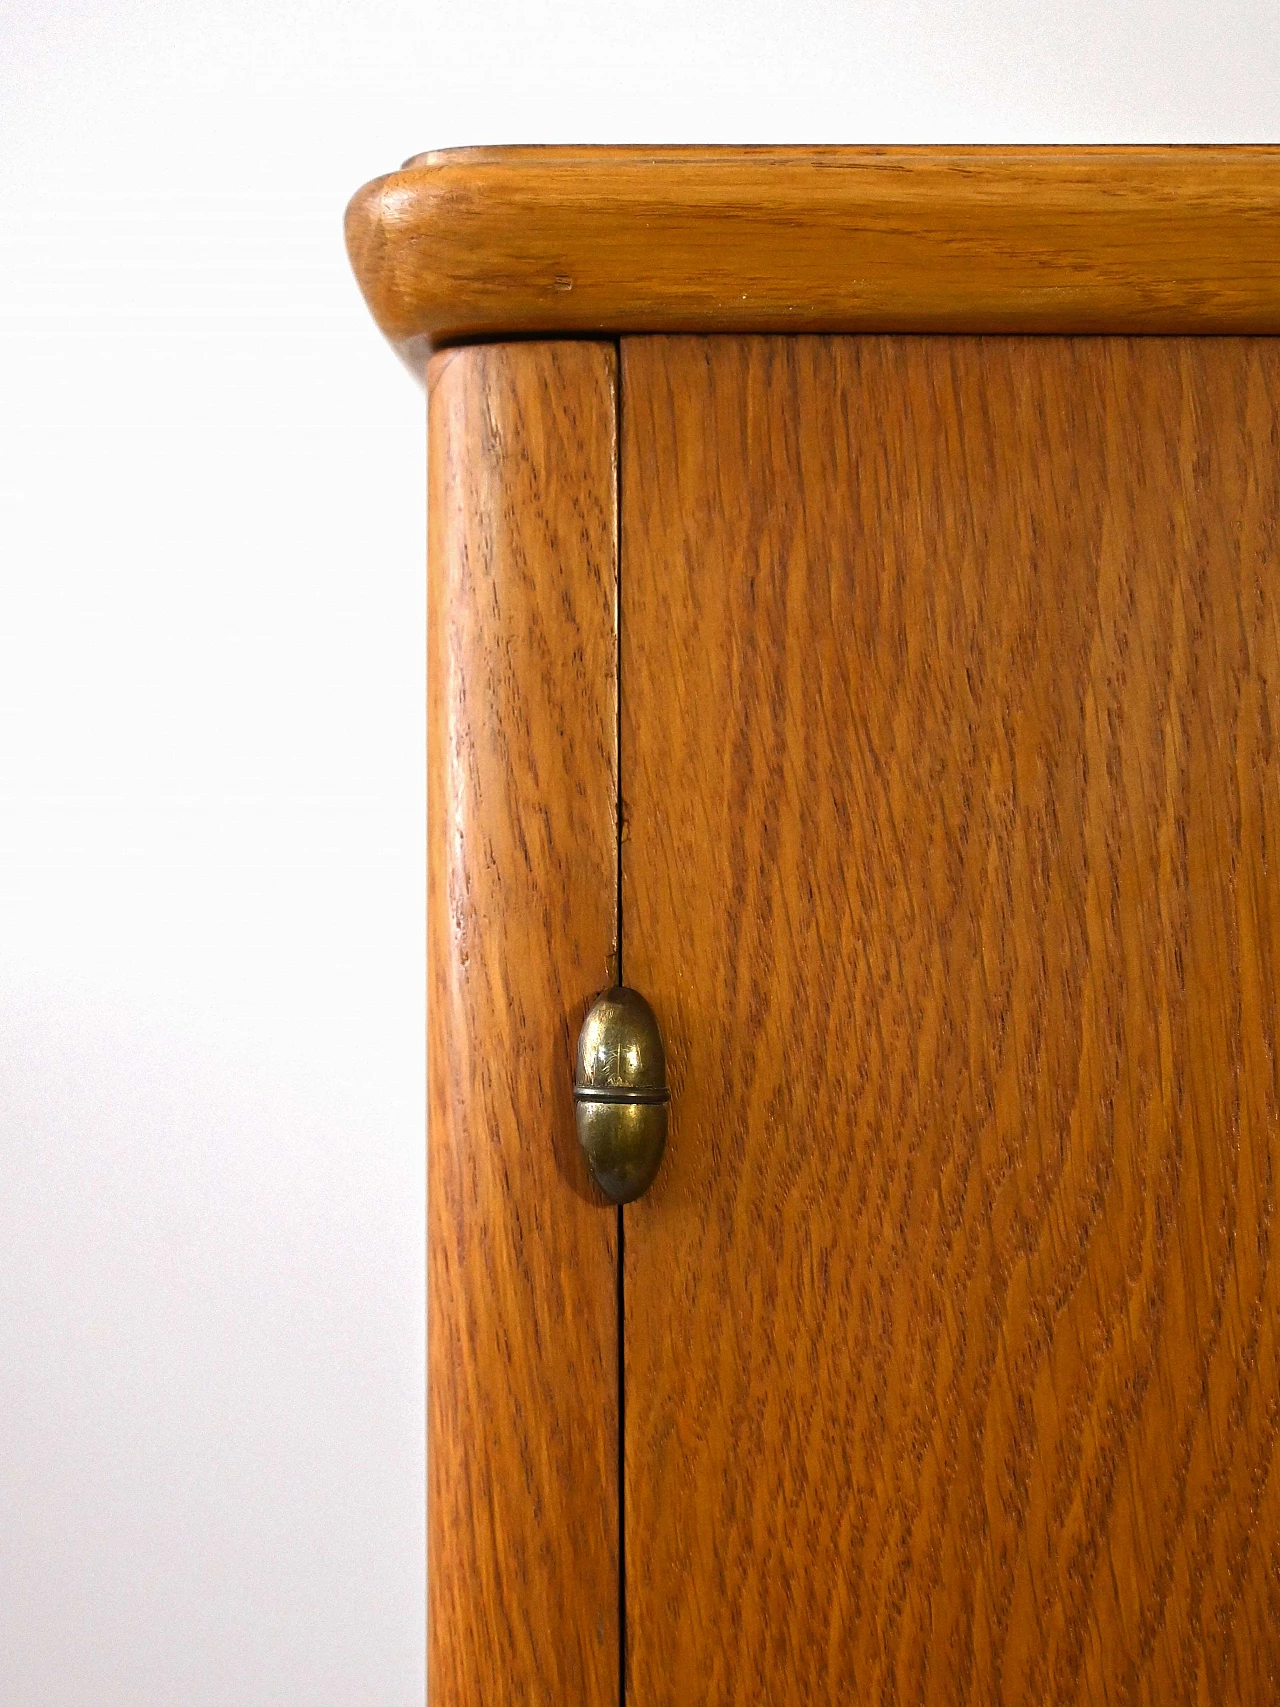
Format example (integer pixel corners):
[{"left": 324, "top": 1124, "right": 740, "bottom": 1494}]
[{"left": 573, "top": 986, "right": 670, "bottom": 1203}]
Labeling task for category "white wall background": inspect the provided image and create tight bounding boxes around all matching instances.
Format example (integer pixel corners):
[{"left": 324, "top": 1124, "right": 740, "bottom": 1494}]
[{"left": 1, "top": 3, "right": 1277, "bottom": 1702}]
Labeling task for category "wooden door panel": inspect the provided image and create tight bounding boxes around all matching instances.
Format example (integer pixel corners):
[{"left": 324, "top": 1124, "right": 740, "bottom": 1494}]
[
  {"left": 427, "top": 343, "right": 619, "bottom": 1705},
  {"left": 621, "top": 336, "right": 1280, "bottom": 1704}
]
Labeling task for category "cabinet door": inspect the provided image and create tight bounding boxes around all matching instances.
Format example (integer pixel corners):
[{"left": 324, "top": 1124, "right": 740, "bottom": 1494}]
[
  {"left": 428, "top": 342, "right": 620, "bottom": 1706},
  {"left": 621, "top": 336, "right": 1280, "bottom": 1704}
]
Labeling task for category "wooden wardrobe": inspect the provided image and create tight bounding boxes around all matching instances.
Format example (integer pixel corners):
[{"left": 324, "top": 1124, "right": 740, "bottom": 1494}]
[{"left": 347, "top": 147, "right": 1280, "bottom": 1706}]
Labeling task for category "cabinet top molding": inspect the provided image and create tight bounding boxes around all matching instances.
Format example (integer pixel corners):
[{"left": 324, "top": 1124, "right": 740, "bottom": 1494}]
[{"left": 346, "top": 146, "right": 1280, "bottom": 363}]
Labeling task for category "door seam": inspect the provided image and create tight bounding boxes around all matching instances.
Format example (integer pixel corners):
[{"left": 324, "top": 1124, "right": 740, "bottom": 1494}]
[{"left": 614, "top": 335, "right": 627, "bottom": 1707}]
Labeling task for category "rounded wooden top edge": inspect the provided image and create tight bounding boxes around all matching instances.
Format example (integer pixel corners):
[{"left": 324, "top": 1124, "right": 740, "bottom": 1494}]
[
  {"left": 345, "top": 146, "right": 1280, "bottom": 359},
  {"left": 399, "top": 142, "right": 1280, "bottom": 170}
]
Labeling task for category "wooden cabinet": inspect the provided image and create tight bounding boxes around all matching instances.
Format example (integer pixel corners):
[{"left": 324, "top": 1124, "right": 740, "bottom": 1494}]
[{"left": 349, "top": 149, "right": 1280, "bottom": 1705}]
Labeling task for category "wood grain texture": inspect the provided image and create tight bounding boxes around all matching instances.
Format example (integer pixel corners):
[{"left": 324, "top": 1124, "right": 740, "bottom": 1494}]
[
  {"left": 346, "top": 146, "right": 1280, "bottom": 363},
  {"left": 621, "top": 335, "right": 1280, "bottom": 1704},
  {"left": 428, "top": 341, "right": 619, "bottom": 1705}
]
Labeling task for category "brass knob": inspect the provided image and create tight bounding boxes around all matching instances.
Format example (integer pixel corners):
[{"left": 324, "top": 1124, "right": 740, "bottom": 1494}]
[{"left": 573, "top": 986, "right": 670, "bottom": 1203}]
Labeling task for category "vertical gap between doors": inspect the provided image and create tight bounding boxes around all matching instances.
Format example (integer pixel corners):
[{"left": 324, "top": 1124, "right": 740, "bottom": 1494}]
[{"left": 613, "top": 337, "right": 627, "bottom": 1707}]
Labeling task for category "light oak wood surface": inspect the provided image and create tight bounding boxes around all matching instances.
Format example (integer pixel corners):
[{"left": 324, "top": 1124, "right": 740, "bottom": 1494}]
[
  {"left": 427, "top": 341, "right": 620, "bottom": 1705},
  {"left": 621, "top": 334, "right": 1280, "bottom": 1704},
  {"left": 346, "top": 147, "right": 1280, "bottom": 362}
]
